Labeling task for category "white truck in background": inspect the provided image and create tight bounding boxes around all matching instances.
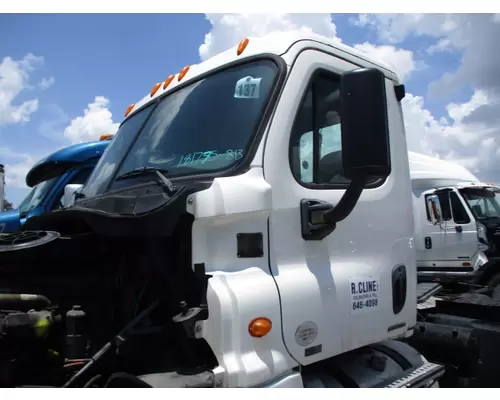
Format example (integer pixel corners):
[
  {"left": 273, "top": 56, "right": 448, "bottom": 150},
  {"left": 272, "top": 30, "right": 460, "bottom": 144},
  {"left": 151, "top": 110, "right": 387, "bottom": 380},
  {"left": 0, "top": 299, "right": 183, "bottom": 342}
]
[
  {"left": 298, "top": 134, "right": 498, "bottom": 288},
  {"left": 409, "top": 151, "right": 500, "bottom": 287}
]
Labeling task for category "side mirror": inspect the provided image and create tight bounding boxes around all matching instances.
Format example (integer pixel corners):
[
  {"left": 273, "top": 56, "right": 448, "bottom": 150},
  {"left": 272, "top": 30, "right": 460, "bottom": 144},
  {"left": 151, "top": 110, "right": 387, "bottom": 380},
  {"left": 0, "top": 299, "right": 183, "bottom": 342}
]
[
  {"left": 426, "top": 195, "right": 443, "bottom": 225},
  {"left": 320, "top": 68, "right": 391, "bottom": 229},
  {"left": 340, "top": 68, "right": 390, "bottom": 181},
  {"left": 63, "top": 184, "right": 84, "bottom": 208}
]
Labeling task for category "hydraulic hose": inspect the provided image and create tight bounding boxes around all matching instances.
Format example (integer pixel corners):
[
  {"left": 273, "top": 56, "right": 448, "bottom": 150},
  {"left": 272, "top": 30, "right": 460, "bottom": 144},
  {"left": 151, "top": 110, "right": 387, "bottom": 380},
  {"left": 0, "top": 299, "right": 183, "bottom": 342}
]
[{"left": 0, "top": 294, "right": 52, "bottom": 310}]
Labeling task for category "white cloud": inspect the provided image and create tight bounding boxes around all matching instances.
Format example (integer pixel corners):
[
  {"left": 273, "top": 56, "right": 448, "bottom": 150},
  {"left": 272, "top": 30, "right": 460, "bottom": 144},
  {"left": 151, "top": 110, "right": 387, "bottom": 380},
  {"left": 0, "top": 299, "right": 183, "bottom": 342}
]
[
  {"left": 401, "top": 90, "right": 499, "bottom": 177},
  {"left": 352, "top": 14, "right": 462, "bottom": 46},
  {"left": 63, "top": 96, "right": 119, "bottom": 144},
  {"left": 426, "top": 38, "right": 453, "bottom": 54},
  {"left": 39, "top": 76, "right": 55, "bottom": 90},
  {"left": 1, "top": 150, "right": 38, "bottom": 189},
  {"left": 353, "top": 42, "right": 417, "bottom": 82},
  {"left": 0, "top": 53, "right": 43, "bottom": 125},
  {"left": 199, "top": 13, "right": 340, "bottom": 61},
  {"left": 446, "top": 90, "right": 489, "bottom": 124},
  {"left": 349, "top": 13, "right": 500, "bottom": 183}
]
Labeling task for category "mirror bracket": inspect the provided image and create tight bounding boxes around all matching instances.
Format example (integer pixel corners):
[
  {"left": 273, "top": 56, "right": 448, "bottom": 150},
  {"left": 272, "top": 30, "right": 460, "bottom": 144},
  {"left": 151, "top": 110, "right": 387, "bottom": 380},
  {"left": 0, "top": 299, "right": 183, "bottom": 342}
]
[{"left": 323, "top": 176, "right": 367, "bottom": 225}]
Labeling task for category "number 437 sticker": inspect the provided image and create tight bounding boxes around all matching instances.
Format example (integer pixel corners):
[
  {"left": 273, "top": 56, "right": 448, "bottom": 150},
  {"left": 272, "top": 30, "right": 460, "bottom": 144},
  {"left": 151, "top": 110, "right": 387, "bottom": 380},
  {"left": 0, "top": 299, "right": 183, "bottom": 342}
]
[{"left": 234, "top": 76, "right": 262, "bottom": 99}]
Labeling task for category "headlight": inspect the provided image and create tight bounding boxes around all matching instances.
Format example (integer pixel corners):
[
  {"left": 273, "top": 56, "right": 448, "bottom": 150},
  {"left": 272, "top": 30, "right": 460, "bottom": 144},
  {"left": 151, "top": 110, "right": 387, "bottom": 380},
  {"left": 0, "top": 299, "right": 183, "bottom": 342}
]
[{"left": 477, "top": 221, "right": 489, "bottom": 251}]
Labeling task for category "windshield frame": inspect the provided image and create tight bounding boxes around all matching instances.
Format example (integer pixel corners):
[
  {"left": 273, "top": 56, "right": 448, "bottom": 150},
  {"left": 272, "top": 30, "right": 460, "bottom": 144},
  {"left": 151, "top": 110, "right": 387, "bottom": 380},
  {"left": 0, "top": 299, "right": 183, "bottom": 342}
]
[
  {"left": 78, "top": 54, "right": 287, "bottom": 203},
  {"left": 460, "top": 187, "right": 500, "bottom": 220}
]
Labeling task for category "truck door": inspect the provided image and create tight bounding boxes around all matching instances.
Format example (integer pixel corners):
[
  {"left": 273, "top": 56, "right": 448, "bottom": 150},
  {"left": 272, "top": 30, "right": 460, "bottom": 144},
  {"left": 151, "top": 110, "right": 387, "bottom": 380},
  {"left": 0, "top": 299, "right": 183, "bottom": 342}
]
[
  {"left": 263, "top": 49, "right": 415, "bottom": 365},
  {"left": 415, "top": 188, "right": 448, "bottom": 264},
  {"left": 418, "top": 189, "right": 478, "bottom": 268},
  {"left": 443, "top": 190, "right": 478, "bottom": 264}
]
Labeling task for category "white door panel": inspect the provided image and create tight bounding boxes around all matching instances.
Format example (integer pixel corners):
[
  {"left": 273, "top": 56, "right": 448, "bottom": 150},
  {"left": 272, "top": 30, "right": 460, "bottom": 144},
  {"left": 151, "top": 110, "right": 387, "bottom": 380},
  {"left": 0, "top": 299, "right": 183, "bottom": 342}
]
[
  {"left": 263, "top": 49, "right": 416, "bottom": 365},
  {"left": 415, "top": 188, "right": 478, "bottom": 267}
]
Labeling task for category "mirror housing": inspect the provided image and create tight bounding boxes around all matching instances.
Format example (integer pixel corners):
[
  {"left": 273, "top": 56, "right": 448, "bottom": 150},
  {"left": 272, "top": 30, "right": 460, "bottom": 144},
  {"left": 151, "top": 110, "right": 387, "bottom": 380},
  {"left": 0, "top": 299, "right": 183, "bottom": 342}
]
[
  {"left": 322, "top": 68, "right": 391, "bottom": 227},
  {"left": 426, "top": 194, "right": 443, "bottom": 225},
  {"left": 340, "top": 68, "right": 391, "bottom": 181},
  {"left": 63, "top": 184, "right": 84, "bottom": 208}
]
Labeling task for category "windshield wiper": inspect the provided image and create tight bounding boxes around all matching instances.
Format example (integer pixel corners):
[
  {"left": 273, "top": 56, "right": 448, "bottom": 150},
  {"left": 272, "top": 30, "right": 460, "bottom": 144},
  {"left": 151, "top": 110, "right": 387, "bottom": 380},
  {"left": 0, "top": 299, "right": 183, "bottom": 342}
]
[{"left": 115, "top": 167, "right": 177, "bottom": 194}]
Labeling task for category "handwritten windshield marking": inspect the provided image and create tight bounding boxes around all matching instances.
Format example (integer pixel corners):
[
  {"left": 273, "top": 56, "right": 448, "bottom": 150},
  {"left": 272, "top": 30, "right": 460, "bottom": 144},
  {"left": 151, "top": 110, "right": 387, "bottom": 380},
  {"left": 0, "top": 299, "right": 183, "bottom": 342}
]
[{"left": 177, "top": 149, "right": 244, "bottom": 167}]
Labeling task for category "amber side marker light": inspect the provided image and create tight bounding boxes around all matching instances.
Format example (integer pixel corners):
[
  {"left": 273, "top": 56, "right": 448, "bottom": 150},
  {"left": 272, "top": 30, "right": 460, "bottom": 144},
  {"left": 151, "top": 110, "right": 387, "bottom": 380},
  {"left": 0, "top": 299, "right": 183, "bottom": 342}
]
[
  {"left": 248, "top": 317, "right": 272, "bottom": 338},
  {"left": 237, "top": 38, "right": 249, "bottom": 56},
  {"left": 124, "top": 104, "right": 135, "bottom": 117},
  {"left": 178, "top": 66, "right": 190, "bottom": 82},
  {"left": 163, "top": 74, "right": 175, "bottom": 90}
]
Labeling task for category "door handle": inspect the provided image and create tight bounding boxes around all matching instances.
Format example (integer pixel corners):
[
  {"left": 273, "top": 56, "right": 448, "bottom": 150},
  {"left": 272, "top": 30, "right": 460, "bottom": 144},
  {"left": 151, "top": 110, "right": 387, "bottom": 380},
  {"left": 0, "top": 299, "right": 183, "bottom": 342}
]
[{"left": 300, "top": 199, "right": 336, "bottom": 241}]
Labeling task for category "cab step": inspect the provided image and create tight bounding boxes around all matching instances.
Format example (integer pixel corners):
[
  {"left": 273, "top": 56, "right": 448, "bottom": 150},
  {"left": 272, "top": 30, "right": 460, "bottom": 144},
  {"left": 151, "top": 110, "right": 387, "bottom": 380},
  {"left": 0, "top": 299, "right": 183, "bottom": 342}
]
[
  {"left": 376, "top": 360, "right": 446, "bottom": 388},
  {"left": 417, "top": 282, "right": 442, "bottom": 304}
]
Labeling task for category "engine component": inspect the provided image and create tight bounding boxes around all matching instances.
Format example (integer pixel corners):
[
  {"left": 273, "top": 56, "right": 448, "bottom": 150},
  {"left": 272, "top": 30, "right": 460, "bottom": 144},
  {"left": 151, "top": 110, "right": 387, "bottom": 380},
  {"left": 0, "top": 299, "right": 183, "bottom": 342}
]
[
  {"left": 0, "top": 294, "right": 51, "bottom": 311},
  {"left": 0, "top": 309, "right": 55, "bottom": 340},
  {"left": 65, "top": 305, "right": 87, "bottom": 360},
  {"left": 63, "top": 300, "right": 159, "bottom": 388}
]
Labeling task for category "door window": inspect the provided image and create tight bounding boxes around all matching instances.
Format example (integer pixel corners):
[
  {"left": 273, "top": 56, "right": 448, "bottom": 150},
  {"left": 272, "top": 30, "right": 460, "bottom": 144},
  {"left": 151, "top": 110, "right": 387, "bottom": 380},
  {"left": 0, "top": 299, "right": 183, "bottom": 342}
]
[
  {"left": 425, "top": 192, "right": 452, "bottom": 222},
  {"left": 424, "top": 191, "right": 471, "bottom": 224},
  {"left": 450, "top": 192, "right": 471, "bottom": 224},
  {"left": 289, "top": 71, "right": 349, "bottom": 187}
]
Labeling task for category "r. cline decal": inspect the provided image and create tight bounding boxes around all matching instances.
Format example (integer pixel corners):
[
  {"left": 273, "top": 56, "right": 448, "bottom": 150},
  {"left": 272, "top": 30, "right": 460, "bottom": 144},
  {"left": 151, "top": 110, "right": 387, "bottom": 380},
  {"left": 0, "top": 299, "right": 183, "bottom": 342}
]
[{"left": 349, "top": 276, "right": 380, "bottom": 314}]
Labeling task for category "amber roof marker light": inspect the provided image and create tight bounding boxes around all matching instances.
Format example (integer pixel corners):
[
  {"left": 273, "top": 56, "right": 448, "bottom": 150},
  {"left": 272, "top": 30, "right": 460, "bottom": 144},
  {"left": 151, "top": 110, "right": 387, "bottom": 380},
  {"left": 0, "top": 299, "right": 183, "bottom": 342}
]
[
  {"left": 237, "top": 38, "right": 249, "bottom": 56},
  {"left": 163, "top": 74, "right": 175, "bottom": 90},
  {"left": 99, "top": 134, "right": 113, "bottom": 141},
  {"left": 178, "top": 66, "right": 190, "bottom": 82},
  {"left": 248, "top": 317, "right": 272, "bottom": 338},
  {"left": 150, "top": 82, "right": 162, "bottom": 97},
  {"left": 124, "top": 104, "right": 135, "bottom": 117}
]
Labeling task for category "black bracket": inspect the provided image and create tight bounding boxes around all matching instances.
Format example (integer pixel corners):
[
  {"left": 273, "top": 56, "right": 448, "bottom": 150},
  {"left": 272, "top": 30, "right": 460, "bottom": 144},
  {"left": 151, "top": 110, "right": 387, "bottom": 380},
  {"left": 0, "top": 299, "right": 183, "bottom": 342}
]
[{"left": 300, "top": 199, "right": 336, "bottom": 241}]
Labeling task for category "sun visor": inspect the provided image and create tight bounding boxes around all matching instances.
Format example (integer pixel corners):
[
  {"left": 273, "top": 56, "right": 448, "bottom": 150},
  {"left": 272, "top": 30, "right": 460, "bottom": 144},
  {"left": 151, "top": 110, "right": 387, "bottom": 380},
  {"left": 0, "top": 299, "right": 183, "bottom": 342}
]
[{"left": 25, "top": 160, "right": 79, "bottom": 188}]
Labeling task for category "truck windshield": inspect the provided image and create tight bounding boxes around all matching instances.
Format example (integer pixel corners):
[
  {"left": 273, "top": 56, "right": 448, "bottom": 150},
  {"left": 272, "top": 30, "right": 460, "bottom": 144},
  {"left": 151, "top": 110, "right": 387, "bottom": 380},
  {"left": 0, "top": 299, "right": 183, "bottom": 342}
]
[
  {"left": 17, "top": 176, "right": 59, "bottom": 215},
  {"left": 460, "top": 187, "right": 500, "bottom": 219},
  {"left": 80, "top": 59, "right": 279, "bottom": 198}
]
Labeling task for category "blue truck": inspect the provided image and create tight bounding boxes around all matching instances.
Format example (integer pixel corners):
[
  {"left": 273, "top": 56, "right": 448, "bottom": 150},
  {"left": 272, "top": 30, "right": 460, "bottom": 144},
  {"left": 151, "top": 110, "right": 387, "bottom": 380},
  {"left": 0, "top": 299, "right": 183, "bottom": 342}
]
[{"left": 0, "top": 136, "right": 111, "bottom": 233}]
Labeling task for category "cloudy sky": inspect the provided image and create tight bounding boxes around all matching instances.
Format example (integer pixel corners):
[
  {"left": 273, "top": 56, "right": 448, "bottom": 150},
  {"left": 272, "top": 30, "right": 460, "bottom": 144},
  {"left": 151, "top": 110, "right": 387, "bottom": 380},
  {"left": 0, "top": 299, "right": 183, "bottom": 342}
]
[{"left": 1, "top": 13, "right": 499, "bottom": 206}]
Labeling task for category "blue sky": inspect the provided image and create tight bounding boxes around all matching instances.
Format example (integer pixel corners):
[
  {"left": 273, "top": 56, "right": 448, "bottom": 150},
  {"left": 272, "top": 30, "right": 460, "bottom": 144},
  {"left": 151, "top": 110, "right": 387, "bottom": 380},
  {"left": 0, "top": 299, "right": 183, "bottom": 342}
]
[{"left": 1, "top": 13, "right": 497, "bottom": 206}]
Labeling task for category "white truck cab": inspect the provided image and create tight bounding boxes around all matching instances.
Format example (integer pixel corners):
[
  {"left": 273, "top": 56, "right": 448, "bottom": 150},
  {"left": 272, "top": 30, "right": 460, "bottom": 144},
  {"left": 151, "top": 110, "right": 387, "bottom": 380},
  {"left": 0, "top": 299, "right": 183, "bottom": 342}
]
[
  {"left": 0, "top": 32, "right": 445, "bottom": 388},
  {"left": 409, "top": 151, "right": 500, "bottom": 285}
]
